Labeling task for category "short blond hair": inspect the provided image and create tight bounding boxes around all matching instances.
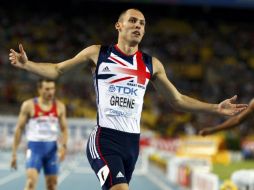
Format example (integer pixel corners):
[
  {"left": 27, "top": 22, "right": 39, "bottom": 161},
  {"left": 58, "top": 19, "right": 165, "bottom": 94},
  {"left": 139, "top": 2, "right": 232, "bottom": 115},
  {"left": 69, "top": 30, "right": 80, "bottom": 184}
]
[{"left": 118, "top": 8, "right": 143, "bottom": 22}]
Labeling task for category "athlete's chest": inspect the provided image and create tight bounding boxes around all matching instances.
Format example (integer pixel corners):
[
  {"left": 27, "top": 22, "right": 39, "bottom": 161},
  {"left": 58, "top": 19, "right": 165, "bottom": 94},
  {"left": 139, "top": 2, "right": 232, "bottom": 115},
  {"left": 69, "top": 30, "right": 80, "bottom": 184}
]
[
  {"left": 32, "top": 116, "right": 58, "bottom": 123},
  {"left": 97, "top": 51, "right": 151, "bottom": 88}
]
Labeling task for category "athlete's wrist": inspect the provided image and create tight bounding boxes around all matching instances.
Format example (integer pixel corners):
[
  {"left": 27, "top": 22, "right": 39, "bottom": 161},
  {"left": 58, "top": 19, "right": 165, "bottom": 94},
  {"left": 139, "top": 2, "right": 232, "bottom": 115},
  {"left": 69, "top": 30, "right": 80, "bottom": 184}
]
[
  {"left": 23, "top": 60, "right": 32, "bottom": 71},
  {"left": 212, "top": 104, "right": 220, "bottom": 115}
]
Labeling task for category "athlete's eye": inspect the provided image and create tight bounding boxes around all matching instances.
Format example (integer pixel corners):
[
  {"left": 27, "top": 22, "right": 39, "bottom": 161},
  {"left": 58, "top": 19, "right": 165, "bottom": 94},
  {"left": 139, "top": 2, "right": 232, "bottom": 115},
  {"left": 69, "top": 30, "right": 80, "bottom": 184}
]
[
  {"left": 129, "top": 18, "right": 136, "bottom": 23},
  {"left": 140, "top": 21, "right": 145, "bottom": 26}
]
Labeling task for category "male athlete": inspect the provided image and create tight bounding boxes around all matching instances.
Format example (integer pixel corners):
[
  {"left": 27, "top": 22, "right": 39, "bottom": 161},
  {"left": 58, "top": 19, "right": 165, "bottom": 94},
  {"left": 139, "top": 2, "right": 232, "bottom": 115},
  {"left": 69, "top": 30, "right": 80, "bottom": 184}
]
[
  {"left": 10, "top": 79, "right": 68, "bottom": 190},
  {"left": 9, "top": 8, "right": 247, "bottom": 190},
  {"left": 199, "top": 98, "right": 254, "bottom": 136}
]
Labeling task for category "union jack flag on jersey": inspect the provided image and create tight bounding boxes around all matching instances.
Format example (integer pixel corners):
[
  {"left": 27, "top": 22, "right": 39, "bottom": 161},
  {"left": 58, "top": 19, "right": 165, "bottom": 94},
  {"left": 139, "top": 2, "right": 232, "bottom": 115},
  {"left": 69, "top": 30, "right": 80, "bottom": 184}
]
[{"left": 97, "top": 47, "right": 152, "bottom": 86}]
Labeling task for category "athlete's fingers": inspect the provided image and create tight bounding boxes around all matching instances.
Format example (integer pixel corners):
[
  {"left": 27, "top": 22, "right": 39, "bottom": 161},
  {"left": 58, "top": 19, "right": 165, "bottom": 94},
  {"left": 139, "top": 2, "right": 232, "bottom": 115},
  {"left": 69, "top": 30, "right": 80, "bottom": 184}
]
[
  {"left": 199, "top": 130, "right": 207, "bottom": 136},
  {"left": 11, "top": 161, "right": 16, "bottom": 170},
  {"left": 19, "top": 44, "right": 25, "bottom": 54},
  {"left": 12, "top": 164, "right": 17, "bottom": 170},
  {"left": 9, "top": 57, "right": 16, "bottom": 64},
  {"left": 230, "top": 107, "right": 247, "bottom": 115},
  {"left": 237, "top": 107, "right": 247, "bottom": 112},
  {"left": 229, "top": 95, "right": 237, "bottom": 103},
  {"left": 10, "top": 49, "right": 17, "bottom": 55},
  {"left": 235, "top": 104, "right": 248, "bottom": 108},
  {"left": 9, "top": 55, "right": 16, "bottom": 59},
  {"left": 199, "top": 127, "right": 215, "bottom": 136}
]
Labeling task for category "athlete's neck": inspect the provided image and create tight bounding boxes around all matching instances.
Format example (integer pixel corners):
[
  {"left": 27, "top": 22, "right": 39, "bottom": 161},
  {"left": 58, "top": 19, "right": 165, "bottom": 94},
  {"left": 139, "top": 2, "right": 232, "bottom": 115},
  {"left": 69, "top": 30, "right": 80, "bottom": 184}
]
[
  {"left": 38, "top": 97, "right": 52, "bottom": 106},
  {"left": 116, "top": 43, "right": 138, "bottom": 56}
]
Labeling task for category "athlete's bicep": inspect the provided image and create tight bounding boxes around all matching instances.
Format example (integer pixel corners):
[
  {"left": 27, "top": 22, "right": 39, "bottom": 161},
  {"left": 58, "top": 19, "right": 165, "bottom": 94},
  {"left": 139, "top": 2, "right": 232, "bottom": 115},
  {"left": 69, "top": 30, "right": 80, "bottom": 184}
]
[
  {"left": 57, "top": 45, "right": 101, "bottom": 74},
  {"left": 16, "top": 101, "right": 30, "bottom": 131},
  {"left": 151, "top": 57, "right": 181, "bottom": 102}
]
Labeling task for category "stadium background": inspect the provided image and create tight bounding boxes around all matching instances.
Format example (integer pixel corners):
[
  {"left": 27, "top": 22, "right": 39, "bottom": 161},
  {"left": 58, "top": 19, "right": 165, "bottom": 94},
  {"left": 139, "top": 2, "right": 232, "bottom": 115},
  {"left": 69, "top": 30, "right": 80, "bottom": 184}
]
[{"left": 0, "top": 0, "right": 254, "bottom": 189}]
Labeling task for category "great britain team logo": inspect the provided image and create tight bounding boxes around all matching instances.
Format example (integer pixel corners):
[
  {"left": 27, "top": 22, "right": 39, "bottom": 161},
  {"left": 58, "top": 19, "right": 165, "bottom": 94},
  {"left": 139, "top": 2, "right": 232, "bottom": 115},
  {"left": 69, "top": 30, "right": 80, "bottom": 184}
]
[{"left": 98, "top": 52, "right": 151, "bottom": 85}]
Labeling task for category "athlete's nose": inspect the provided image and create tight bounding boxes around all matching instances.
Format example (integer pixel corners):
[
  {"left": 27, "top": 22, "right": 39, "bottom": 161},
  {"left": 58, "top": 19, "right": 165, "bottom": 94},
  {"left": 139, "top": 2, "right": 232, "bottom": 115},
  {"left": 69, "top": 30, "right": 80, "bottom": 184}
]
[{"left": 135, "top": 24, "right": 141, "bottom": 29}]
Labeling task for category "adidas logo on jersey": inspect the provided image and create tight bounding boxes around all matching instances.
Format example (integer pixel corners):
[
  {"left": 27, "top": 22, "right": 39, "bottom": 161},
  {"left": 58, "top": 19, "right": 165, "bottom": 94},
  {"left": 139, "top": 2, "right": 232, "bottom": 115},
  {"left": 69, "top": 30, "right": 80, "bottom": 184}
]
[
  {"left": 102, "top": 66, "right": 110, "bottom": 72},
  {"left": 116, "top": 171, "right": 124, "bottom": 178}
]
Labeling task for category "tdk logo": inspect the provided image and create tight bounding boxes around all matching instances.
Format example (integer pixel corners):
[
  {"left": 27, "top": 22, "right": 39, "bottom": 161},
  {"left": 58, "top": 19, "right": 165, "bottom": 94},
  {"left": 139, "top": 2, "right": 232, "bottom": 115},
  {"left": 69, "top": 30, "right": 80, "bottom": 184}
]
[
  {"left": 108, "top": 85, "right": 137, "bottom": 96},
  {"left": 109, "top": 85, "right": 116, "bottom": 92}
]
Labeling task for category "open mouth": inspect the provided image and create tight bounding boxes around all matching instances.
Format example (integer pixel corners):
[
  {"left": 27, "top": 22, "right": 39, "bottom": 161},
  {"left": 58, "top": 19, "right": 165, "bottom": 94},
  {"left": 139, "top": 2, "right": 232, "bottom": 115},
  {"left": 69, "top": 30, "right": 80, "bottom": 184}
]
[{"left": 132, "top": 31, "right": 141, "bottom": 36}]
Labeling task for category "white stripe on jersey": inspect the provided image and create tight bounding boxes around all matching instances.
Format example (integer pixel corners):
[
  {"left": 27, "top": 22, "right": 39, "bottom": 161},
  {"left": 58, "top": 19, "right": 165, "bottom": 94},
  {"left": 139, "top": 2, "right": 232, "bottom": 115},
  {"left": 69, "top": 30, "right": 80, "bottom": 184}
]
[
  {"left": 89, "top": 126, "right": 100, "bottom": 159},
  {"left": 109, "top": 52, "right": 133, "bottom": 66}
]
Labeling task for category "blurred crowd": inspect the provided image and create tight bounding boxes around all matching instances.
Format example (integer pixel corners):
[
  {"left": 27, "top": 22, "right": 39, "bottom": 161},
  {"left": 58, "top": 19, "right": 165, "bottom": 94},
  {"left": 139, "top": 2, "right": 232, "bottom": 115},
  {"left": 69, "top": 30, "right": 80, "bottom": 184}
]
[{"left": 0, "top": 4, "right": 254, "bottom": 137}]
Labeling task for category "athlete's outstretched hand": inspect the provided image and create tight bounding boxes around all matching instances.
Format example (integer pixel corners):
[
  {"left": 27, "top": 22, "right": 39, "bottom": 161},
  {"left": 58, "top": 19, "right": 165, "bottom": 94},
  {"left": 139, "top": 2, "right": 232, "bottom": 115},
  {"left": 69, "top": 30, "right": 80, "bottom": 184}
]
[
  {"left": 218, "top": 95, "right": 248, "bottom": 116},
  {"left": 9, "top": 44, "right": 28, "bottom": 69}
]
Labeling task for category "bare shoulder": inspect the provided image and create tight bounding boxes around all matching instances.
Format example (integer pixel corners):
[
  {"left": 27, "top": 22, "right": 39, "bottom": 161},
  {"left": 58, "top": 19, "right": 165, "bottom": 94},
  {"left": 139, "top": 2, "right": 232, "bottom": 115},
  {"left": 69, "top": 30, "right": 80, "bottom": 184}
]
[
  {"left": 56, "top": 99, "right": 66, "bottom": 115},
  {"left": 85, "top": 45, "right": 101, "bottom": 54},
  {"left": 152, "top": 56, "right": 166, "bottom": 78},
  {"left": 89, "top": 45, "right": 101, "bottom": 51},
  {"left": 56, "top": 100, "right": 66, "bottom": 109},
  {"left": 76, "top": 45, "right": 101, "bottom": 66},
  {"left": 20, "top": 99, "right": 34, "bottom": 113},
  {"left": 79, "top": 45, "right": 101, "bottom": 58}
]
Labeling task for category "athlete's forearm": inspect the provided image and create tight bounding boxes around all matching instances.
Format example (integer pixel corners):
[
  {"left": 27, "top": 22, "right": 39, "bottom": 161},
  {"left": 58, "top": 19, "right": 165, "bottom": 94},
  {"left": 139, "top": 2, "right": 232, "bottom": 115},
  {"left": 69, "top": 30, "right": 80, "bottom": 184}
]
[
  {"left": 12, "top": 127, "right": 22, "bottom": 156},
  {"left": 61, "top": 127, "right": 68, "bottom": 149},
  {"left": 152, "top": 69, "right": 219, "bottom": 114},
  {"left": 174, "top": 95, "right": 219, "bottom": 114},
  {"left": 205, "top": 117, "right": 240, "bottom": 134},
  {"left": 24, "top": 61, "right": 61, "bottom": 79},
  {"left": 207, "top": 106, "right": 253, "bottom": 134}
]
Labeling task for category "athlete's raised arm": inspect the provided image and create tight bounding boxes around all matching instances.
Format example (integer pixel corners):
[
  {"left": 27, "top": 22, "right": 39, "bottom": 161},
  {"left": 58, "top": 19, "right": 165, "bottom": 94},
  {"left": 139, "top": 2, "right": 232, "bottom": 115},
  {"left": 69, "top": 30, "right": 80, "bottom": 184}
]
[
  {"left": 199, "top": 99, "right": 254, "bottom": 136},
  {"left": 9, "top": 44, "right": 100, "bottom": 79},
  {"left": 11, "top": 100, "right": 31, "bottom": 170},
  {"left": 151, "top": 57, "right": 248, "bottom": 116}
]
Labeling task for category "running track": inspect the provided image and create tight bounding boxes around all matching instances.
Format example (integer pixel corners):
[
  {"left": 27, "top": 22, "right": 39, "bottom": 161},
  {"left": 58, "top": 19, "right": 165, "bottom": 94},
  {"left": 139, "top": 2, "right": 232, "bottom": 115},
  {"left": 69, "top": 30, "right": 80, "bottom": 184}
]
[{"left": 0, "top": 151, "right": 184, "bottom": 190}]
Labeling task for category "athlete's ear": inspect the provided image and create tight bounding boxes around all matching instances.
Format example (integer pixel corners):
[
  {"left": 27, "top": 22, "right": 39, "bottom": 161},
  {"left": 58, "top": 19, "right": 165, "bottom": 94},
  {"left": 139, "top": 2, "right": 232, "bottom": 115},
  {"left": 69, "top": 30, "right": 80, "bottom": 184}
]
[{"left": 115, "top": 22, "right": 121, "bottom": 31}]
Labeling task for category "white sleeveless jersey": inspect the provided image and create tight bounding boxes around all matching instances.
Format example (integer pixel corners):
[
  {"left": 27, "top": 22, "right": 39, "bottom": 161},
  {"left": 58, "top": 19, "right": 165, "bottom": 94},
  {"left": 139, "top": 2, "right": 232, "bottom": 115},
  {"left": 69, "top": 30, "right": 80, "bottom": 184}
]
[
  {"left": 26, "top": 98, "right": 59, "bottom": 141},
  {"left": 94, "top": 45, "right": 153, "bottom": 133}
]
